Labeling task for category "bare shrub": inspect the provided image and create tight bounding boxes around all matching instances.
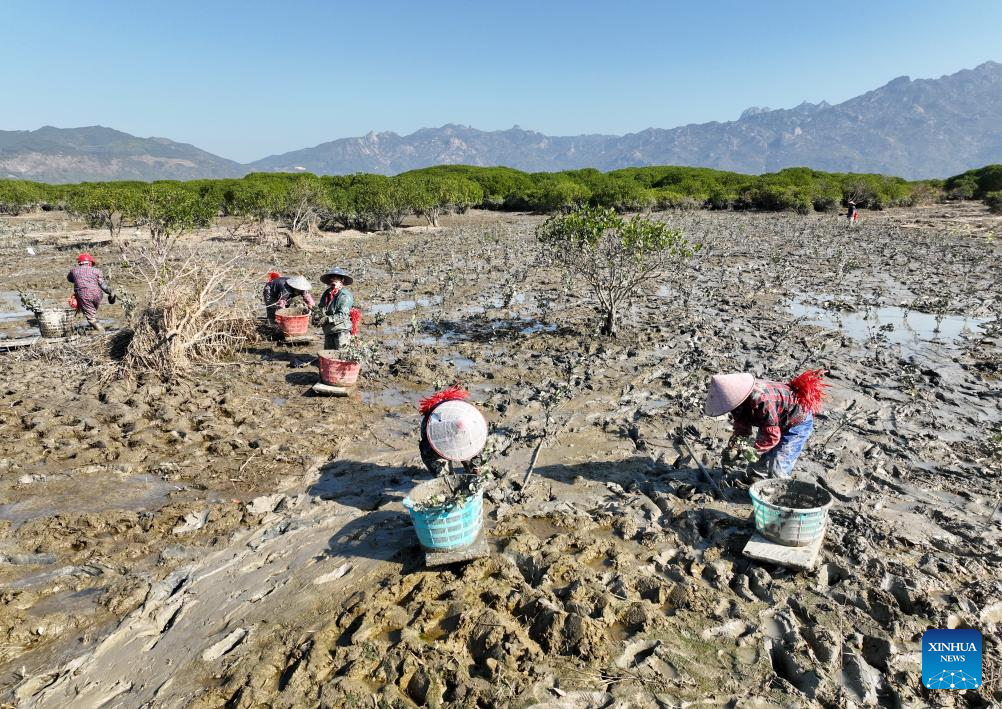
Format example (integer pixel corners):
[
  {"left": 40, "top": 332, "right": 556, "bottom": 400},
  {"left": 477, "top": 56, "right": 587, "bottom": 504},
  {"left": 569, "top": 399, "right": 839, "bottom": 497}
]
[
  {"left": 116, "top": 242, "right": 261, "bottom": 380},
  {"left": 281, "top": 176, "right": 326, "bottom": 237}
]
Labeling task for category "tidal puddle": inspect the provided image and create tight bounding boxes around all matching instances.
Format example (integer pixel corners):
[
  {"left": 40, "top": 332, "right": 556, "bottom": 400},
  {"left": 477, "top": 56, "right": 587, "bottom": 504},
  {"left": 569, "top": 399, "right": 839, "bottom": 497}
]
[
  {"left": 519, "top": 322, "right": 557, "bottom": 335},
  {"left": 470, "top": 292, "right": 531, "bottom": 314},
  {"left": 522, "top": 516, "right": 568, "bottom": 539},
  {"left": 445, "top": 355, "right": 475, "bottom": 371},
  {"left": 607, "top": 621, "right": 631, "bottom": 644},
  {"left": 0, "top": 290, "right": 37, "bottom": 338},
  {"left": 585, "top": 555, "right": 612, "bottom": 572},
  {"left": 0, "top": 326, "right": 37, "bottom": 339},
  {"left": 0, "top": 291, "right": 30, "bottom": 322},
  {"left": 789, "top": 296, "right": 991, "bottom": 353},
  {"left": 374, "top": 627, "right": 403, "bottom": 644},
  {"left": 361, "top": 388, "right": 422, "bottom": 408},
  {"left": 382, "top": 326, "right": 463, "bottom": 347},
  {"left": 369, "top": 296, "right": 443, "bottom": 315},
  {"left": 0, "top": 473, "right": 178, "bottom": 527}
]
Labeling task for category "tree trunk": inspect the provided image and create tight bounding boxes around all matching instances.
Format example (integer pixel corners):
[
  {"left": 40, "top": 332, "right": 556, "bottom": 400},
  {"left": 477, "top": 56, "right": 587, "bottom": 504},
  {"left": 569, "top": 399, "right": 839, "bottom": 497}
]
[
  {"left": 601, "top": 307, "right": 617, "bottom": 337},
  {"left": 288, "top": 223, "right": 309, "bottom": 249},
  {"left": 109, "top": 210, "right": 122, "bottom": 239}
]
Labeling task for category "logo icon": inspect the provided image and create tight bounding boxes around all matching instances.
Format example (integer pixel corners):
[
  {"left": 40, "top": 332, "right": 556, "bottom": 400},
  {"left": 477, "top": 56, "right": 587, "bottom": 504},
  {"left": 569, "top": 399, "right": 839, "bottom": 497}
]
[{"left": 922, "top": 629, "right": 982, "bottom": 690}]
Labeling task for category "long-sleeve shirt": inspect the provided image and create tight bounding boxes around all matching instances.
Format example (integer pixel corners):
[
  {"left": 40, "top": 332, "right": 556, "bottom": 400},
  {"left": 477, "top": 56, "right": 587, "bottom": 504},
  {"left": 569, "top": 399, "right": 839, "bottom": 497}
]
[
  {"left": 263, "top": 277, "right": 315, "bottom": 310},
  {"left": 730, "top": 379, "right": 807, "bottom": 453},
  {"left": 68, "top": 265, "right": 112, "bottom": 319},
  {"left": 319, "top": 287, "right": 353, "bottom": 333},
  {"left": 67, "top": 265, "right": 111, "bottom": 300}
]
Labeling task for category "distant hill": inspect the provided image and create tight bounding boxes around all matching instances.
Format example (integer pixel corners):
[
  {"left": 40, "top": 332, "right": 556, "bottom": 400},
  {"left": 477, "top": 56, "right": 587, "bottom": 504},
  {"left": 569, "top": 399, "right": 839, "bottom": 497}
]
[
  {"left": 249, "top": 62, "right": 1002, "bottom": 180},
  {"left": 0, "top": 126, "right": 244, "bottom": 183},
  {"left": 3, "top": 61, "right": 1001, "bottom": 182}
]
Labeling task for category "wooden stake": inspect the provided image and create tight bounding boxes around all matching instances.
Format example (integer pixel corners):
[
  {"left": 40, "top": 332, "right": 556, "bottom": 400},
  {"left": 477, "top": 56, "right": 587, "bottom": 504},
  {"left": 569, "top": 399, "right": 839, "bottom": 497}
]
[
  {"left": 679, "top": 435, "right": 725, "bottom": 498},
  {"left": 520, "top": 438, "right": 545, "bottom": 490}
]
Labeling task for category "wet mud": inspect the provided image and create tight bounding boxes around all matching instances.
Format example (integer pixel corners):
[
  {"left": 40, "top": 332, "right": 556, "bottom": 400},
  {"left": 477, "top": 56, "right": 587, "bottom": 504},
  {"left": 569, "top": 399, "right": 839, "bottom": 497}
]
[{"left": 0, "top": 204, "right": 1000, "bottom": 707}]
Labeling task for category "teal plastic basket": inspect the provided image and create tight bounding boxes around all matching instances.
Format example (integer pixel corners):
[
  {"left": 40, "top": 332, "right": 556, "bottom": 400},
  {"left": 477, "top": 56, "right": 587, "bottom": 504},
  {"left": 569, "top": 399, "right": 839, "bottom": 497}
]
[
  {"left": 403, "top": 475, "right": 484, "bottom": 551},
  {"left": 749, "top": 479, "right": 833, "bottom": 547}
]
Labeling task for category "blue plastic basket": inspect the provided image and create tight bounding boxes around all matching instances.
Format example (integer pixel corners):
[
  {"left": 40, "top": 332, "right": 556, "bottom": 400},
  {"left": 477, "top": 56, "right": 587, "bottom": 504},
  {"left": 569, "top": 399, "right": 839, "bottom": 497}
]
[
  {"left": 403, "top": 475, "right": 484, "bottom": 551},
  {"left": 749, "top": 479, "right": 833, "bottom": 547}
]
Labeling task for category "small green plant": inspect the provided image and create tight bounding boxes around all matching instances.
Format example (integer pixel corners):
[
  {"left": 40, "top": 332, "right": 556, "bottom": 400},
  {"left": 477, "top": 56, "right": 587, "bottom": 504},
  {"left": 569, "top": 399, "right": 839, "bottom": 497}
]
[
  {"left": 115, "top": 287, "right": 137, "bottom": 318},
  {"left": 986, "top": 429, "right": 1002, "bottom": 461},
  {"left": 17, "top": 290, "right": 44, "bottom": 314},
  {"left": 335, "top": 338, "right": 379, "bottom": 365}
]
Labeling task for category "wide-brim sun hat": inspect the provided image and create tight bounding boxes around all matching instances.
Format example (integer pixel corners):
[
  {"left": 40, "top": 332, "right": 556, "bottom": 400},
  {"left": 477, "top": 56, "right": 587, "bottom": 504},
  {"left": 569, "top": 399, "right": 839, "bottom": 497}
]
[
  {"left": 425, "top": 400, "right": 488, "bottom": 461},
  {"left": 320, "top": 267, "right": 353, "bottom": 286},
  {"left": 704, "top": 373, "right": 755, "bottom": 417},
  {"left": 286, "top": 275, "right": 311, "bottom": 292}
]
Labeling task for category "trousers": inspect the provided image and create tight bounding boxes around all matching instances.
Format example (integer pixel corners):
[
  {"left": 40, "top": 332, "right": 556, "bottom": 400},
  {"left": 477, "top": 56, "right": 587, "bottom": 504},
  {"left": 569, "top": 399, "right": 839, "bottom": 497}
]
[
  {"left": 324, "top": 331, "right": 351, "bottom": 350},
  {"left": 759, "top": 414, "right": 814, "bottom": 478}
]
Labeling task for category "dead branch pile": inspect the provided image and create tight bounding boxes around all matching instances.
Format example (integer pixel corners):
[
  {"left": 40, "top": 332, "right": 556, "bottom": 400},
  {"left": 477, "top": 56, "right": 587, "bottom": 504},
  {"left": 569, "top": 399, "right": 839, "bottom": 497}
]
[
  {"left": 3, "top": 334, "right": 116, "bottom": 377},
  {"left": 119, "top": 246, "right": 261, "bottom": 380}
]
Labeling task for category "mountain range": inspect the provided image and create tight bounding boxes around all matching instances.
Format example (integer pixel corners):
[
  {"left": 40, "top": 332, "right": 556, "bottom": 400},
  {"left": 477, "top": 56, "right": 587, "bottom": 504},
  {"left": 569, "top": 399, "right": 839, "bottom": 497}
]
[{"left": 3, "top": 61, "right": 1000, "bottom": 183}]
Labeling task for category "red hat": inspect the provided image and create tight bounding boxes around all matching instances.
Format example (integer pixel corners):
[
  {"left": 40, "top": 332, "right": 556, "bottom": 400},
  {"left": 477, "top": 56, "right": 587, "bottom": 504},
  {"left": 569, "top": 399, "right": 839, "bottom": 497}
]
[
  {"left": 78, "top": 253, "right": 95, "bottom": 265},
  {"left": 267, "top": 271, "right": 281, "bottom": 281}
]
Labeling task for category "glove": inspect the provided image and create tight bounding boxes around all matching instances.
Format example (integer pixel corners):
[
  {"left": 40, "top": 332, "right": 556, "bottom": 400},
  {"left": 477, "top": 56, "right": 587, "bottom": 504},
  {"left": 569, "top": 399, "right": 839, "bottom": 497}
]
[
  {"left": 276, "top": 298, "right": 288, "bottom": 309},
  {"left": 108, "top": 293, "right": 117, "bottom": 305}
]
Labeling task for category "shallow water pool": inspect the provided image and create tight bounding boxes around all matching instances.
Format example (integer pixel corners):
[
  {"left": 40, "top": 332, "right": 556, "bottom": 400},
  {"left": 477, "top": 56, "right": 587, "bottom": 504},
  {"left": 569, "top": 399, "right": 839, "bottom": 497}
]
[{"left": 789, "top": 296, "right": 991, "bottom": 354}]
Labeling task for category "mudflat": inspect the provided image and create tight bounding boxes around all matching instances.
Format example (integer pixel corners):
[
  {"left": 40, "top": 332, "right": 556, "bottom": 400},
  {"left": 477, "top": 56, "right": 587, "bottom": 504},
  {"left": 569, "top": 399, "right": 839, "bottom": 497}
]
[{"left": 0, "top": 203, "right": 999, "bottom": 707}]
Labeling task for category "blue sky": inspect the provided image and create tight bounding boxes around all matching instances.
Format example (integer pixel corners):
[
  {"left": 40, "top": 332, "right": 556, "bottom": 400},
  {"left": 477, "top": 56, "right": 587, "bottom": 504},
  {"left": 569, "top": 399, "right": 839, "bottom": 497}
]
[{"left": 3, "top": 0, "right": 999, "bottom": 162}]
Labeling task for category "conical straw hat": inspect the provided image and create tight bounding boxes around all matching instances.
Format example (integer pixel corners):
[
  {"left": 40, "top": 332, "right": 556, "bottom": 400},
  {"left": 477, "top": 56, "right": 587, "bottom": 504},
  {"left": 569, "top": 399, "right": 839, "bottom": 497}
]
[
  {"left": 704, "top": 373, "right": 754, "bottom": 417},
  {"left": 425, "top": 400, "right": 488, "bottom": 461}
]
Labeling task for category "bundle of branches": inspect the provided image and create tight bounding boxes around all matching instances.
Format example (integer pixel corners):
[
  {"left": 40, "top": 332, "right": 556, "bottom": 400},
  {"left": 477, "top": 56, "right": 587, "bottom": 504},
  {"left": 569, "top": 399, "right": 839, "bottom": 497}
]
[
  {"left": 119, "top": 247, "right": 260, "bottom": 380},
  {"left": 5, "top": 334, "right": 116, "bottom": 377}
]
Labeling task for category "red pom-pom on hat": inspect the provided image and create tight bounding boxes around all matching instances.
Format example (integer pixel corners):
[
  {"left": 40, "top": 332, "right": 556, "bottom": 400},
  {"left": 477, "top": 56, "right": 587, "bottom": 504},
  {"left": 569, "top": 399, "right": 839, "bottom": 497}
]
[
  {"left": 419, "top": 385, "right": 469, "bottom": 416},
  {"left": 789, "top": 369, "right": 829, "bottom": 414}
]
